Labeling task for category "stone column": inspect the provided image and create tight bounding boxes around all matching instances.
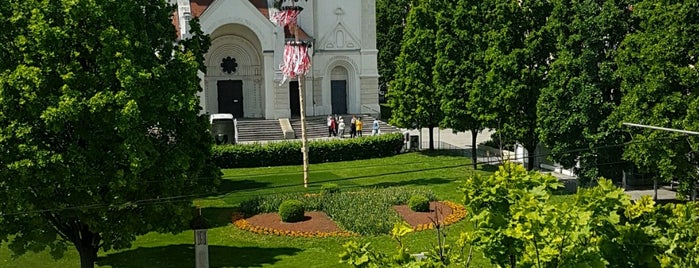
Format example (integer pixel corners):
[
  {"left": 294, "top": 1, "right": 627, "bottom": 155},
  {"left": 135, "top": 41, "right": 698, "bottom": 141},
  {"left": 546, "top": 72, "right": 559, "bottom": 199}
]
[
  {"left": 194, "top": 229, "right": 209, "bottom": 268},
  {"left": 191, "top": 211, "right": 209, "bottom": 268}
]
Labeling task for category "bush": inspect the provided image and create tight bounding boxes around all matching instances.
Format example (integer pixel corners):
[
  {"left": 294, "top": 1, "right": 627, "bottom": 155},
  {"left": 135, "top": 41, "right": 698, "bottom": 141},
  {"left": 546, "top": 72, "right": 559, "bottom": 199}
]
[
  {"left": 320, "top": 183, "right": 340, "bottom": 195},
  {"left": 408, "top": 195, "right": 430, "bottom": 212},
  {"left": 211, "top": 133, "right": 405, "bottom": 168},
  {"left": 278, "top": 200, "right": 305, "bottom": 223}
]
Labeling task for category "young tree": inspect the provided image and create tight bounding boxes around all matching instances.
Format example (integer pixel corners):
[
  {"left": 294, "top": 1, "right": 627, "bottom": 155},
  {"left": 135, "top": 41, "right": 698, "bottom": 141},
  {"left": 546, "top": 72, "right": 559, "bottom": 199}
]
[
  {"left": 482, "top": 0, "right": 555, "bottom": 170},
  {"left": 614, "top": 0, "right": 699, "bottom": 195},
  {"left": 388, "top": 0, "right": 443, "bottom": 150},
  {"left": 434, "top": 0, "right": 496, "bottom": 169},
  {"left": 0, "top": 1, "right": 218, "bottom": 267},
  {"left": 376, "top": 0, "right": 410, "bottom": 96},
  {"left": 537, "top": 0, "right": 634, "bottom": 185},
  {"left": 340, "top": 162, "right": 699, "bottom": 267}
]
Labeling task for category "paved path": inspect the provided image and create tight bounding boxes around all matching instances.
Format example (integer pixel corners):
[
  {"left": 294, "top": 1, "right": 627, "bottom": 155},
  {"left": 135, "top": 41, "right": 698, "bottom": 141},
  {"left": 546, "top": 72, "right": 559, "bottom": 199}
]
[
  {"left": 402, "top": 128, "right": 495, "bottom": 149},
  {"left": 625, "top": 188, "right": 679, "bottom": 202}
]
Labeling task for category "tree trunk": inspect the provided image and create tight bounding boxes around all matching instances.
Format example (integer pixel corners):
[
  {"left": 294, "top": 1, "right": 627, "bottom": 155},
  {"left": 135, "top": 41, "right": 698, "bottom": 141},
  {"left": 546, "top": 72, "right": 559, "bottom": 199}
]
[
  {"left": 76, "top": 242, "right": 98, "bottom": 268},
  {"left": 74, "top": 224, "right": 101, "bottom": 268},
  {"left": 526, "top": 143, "right": 536, "bottom": 171},
  {"left": 471, "top": 129, "right": 478, "bottom": 170},
  {"left": 428, "top": 126, "right": 434, "bottom": 150}
]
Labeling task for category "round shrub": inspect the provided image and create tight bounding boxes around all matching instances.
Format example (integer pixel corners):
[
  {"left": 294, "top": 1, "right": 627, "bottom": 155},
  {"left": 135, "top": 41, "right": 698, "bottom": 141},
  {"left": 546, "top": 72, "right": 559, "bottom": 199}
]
[
  {"left": 278, "top": 200, "right": 305, "bottom": 223},
  {"left": 408, "top": 195, "right": 430, "bottom": 212},
  {"left": 320, "top": 183, "right": 340, "bottom": 195}
]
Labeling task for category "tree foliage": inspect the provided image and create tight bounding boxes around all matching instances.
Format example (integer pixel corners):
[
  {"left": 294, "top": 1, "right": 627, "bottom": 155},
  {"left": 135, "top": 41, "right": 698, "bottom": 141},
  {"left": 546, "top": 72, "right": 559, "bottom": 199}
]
[
  {"left": 614, "top": 0, "right": 699, "bottom": 195},
  {"left": 0, "top": 1, "right": 218, "bottom": 267},
  {"left": 376, "top": 0, "right": 410, "bottom": 94},
  {"left": 433, "top": 0, "right": 496, "bottom": 169},
  {"left": 537, "top": 0, "right": 634, "bottom": 185},
  {"left": 481, "top": 0, "right": 555, "bottom": 170},
  {"left": 387, "top": 0, "right": 444, "bottom": 150},
  {"left": 465, "top": 163, "right": 699, "bottom": 267},
  {"left": 341, "top": 162, "right": 699, "bottom": 267}
]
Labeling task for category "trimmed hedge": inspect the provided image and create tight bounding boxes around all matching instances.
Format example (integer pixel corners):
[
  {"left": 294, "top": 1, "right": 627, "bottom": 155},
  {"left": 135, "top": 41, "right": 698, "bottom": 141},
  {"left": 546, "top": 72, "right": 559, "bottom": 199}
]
[
  {"left": 212, "top": 132, "right": 404, "bottom": 168},
  {"left": 320, "top": 183, "right": 340, "bottom": 195},
  {"left": 408, "top": 195, "right": 430, "bottom": 212},
  {"left": 278, "top": 200, "right": 305, "bottom": 223}
]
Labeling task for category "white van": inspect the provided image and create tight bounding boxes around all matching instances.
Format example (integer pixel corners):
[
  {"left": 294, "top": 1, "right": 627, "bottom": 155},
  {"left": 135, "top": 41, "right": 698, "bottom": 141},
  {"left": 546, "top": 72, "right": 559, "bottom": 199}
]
[{"left": 210, "top": 113, "right": 235, "bottom": 144}]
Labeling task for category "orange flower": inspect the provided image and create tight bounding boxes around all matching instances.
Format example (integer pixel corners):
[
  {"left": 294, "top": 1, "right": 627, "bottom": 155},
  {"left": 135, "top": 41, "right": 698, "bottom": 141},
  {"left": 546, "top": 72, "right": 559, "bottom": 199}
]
[
  {"left": 410, "top": 201, "right": 468, "bottom": 232},
  {"left": 232, "top": 217, "right": 356, "bottom": 238}
]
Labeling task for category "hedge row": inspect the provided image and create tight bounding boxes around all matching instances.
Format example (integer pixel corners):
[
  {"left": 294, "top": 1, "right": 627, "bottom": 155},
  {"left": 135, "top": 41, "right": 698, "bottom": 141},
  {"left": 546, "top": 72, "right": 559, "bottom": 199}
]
[{"left": 211, "top": 132, "right": 404, "bottom": 168}]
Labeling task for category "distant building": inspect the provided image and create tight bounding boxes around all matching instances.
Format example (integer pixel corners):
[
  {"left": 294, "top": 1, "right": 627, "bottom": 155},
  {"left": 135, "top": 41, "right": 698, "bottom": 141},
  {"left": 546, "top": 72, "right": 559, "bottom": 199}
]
[{"left": 171, "top": 0, "right": 380, "bottom": 119}]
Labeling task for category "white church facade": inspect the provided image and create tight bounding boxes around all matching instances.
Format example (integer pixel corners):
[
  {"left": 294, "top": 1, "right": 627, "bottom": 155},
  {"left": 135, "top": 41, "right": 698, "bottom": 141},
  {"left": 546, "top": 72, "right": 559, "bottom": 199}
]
[{"left": 172, "top": 0, "right": 380, "bottom": 119}]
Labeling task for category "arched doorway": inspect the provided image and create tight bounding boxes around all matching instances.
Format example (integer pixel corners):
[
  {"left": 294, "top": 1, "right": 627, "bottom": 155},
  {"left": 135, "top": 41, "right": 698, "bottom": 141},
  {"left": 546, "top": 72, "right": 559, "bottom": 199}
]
[
  {"left": 205, "top": 24, "right": 264, "bottom": 118},
  {"left": 331, "top": 66, "right": 348, "bottom": 115}
]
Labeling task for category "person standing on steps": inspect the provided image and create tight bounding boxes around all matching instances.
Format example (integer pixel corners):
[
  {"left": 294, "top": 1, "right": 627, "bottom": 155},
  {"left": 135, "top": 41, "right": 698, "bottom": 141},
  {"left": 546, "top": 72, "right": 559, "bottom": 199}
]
[
  {"left": 356, "top": 117, "right": 363, "bottom": 137},
  {"left": 350, "top": 115, "right": 357, "bottom": 138},
  {"left": 338, "top": 117, "right": 346, "bottom": 138},
  {"left": 327, "top": 115, "right": 334, "bottom": 137},
  {"left": 332, "top": 114, "right": 339, "bottom": 136},
  {"left": 372, "top": 118, "right": 380, "bottom": 136}
]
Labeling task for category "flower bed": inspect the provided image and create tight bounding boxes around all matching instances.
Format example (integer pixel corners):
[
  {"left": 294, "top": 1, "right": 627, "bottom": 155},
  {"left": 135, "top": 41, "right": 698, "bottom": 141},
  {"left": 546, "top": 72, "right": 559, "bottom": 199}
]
[
  {"left": 232, "top": 200, "right": 468, "bottom": 237},
  {"left": 412, "top": 201, "right": 467, "bottom": 231},
  {"left": 232, "top": 211, "right": 357, "bottom": 238}
]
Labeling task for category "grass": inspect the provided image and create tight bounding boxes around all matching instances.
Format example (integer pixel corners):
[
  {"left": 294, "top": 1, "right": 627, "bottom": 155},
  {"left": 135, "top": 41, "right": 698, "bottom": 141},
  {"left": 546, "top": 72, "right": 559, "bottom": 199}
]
[{"left": 0, "top": 151, "right": 573, "bottom": 267}]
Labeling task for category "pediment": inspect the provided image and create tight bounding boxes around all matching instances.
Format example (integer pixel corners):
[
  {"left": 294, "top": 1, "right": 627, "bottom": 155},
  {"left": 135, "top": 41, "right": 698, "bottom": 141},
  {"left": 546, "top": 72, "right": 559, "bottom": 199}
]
[
  {"left": 199, "top": 0, "right": 274, "bottom": 33},
  {"left": 318, "top": 21, "right": 361, "bottom": 50},
  {"left": 198, "top": 0, "right": 275, "bottom": 50}
]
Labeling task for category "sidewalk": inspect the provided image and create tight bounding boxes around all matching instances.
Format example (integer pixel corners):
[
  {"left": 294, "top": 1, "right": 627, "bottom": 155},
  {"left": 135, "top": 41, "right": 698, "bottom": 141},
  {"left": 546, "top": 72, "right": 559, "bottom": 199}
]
[{"left": 402, "top": 128, "right": 495, "bottom": 149}]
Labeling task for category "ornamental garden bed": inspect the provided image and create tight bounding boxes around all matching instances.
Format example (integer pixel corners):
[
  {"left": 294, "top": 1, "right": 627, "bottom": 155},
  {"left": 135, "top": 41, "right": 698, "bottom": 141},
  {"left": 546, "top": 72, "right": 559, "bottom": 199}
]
[{"left": 233, "top": 187, "right": 467, "bottom": 237}]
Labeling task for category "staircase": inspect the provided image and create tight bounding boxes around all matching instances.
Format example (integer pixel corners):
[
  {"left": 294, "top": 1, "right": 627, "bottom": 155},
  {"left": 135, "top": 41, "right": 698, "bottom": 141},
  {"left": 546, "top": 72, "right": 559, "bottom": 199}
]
[
  {"left": 233, "top": 115, "right": 401, "bottom": 143},
  {"left": 357, "top": 115, "right": 401, "bottom": 136},
  {"left": 289, "top": 116, "right": 329, "bottom": 139},
  {"left": 290, "top": 115, "right": 401, "bottom": 139},
  {"left": 235, "top": 119, "right": 285, "bottom": 142}
]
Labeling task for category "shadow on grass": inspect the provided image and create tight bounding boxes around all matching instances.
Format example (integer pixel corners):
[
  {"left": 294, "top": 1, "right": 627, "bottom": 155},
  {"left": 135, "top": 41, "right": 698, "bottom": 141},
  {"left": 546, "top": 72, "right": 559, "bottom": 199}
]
[
  {"left": 199, "top": 207, "right": 239, "bottom": 228},
  {"left": 219, "top": 179, "right": 270, "bottom": 193},
  {"left": 365, "top": 177, "right": 452, "bottom": 188},
  {"left": 230, "top": 166, "right": 464, "bottom": 193},
  {"left": 97, "top": 244, "right": 301, "bottom": 268},
  {"left": 479, "top": 164, "right": 499, "bottom": 172},
  {"left": 418, "top": 149, "right": 468, "bottom": 157}
]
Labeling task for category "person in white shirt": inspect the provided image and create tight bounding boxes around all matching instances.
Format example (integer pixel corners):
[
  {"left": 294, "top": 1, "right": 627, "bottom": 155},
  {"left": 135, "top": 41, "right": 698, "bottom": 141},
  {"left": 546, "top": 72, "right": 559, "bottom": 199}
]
[
  {"left": 338, "top": 117, "right": 346, "bottom": 138},
  {"left": 372, "top": 119, "right": 380, "bottom": 136}
]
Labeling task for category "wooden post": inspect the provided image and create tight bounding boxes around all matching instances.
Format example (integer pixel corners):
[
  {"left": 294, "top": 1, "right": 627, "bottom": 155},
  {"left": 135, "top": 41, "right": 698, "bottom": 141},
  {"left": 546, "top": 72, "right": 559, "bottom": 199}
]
[
  {"left": 293, "top": 2, "right": 309, "bottom": 188},
  {"left": 299, "top": 73, "right": 309, "bottom": 188}
]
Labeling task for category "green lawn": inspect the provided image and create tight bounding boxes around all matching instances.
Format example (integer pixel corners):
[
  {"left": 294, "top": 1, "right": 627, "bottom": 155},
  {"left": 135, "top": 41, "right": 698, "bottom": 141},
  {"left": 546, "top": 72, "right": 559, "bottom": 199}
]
[{"left": 1, "top": 152, "right": 568, "bottom": 267}]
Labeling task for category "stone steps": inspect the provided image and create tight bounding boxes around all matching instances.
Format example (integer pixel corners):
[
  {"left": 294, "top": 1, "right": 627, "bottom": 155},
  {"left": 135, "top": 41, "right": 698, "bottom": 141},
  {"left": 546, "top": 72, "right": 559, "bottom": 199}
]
[
  {"left": 234, "top": 115, "right": 401, "bottom": 143},
  {"left": 235, "top": 119, "right": 284, "bottom": 142}
]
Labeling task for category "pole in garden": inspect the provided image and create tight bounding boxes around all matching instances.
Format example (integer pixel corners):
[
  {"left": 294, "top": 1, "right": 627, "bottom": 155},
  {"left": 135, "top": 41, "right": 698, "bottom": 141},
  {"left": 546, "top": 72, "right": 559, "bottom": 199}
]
[{"left": 271, "top": 0, "right": 311, "bottom": 188}]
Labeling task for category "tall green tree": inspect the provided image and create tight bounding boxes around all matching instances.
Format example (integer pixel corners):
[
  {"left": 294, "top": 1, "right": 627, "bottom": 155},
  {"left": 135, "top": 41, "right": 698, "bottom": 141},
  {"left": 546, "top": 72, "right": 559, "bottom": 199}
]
[
  {"left": 614, "top": 0, "right": 699, "bottom": 196},
  {"left": 376, "top": 0, "right": 410, "bottom": 95},
  {"left": 434, "top": 0, "right": 495, "bottom": 169},
  {"left": 482, "top": 0, "right": 555, "bottom": 170},
  {"left": 537, "top": 0, "right": 634, "bottom": 185},
  {"left": 388, "top": 0, "right": 443, "bottom": 150},
  {"left": 0, "top": 1, "right": 218, "bottom": 268}
]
